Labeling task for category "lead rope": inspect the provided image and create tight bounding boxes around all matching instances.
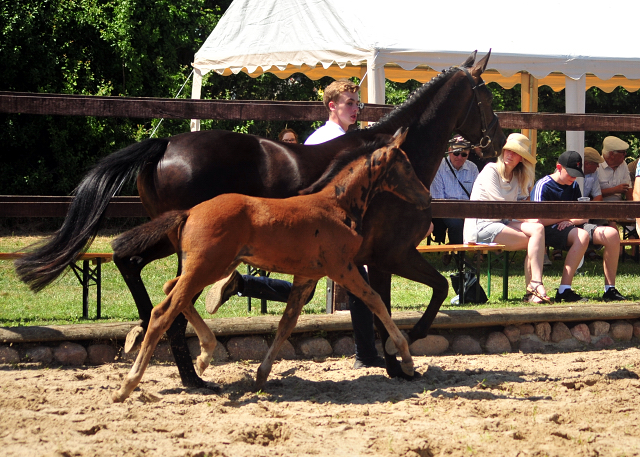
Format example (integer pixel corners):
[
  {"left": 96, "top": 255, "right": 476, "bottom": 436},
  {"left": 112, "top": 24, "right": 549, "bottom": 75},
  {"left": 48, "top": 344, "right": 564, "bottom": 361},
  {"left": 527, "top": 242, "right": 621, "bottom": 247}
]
[{"left": 149, "top": 69, "right": 194, "bottom": 138}]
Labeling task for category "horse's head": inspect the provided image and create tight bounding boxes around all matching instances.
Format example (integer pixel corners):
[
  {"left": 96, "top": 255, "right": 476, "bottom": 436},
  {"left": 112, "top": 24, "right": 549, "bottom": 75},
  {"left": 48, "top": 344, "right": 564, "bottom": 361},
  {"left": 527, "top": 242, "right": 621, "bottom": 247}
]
[
  {"left": 454, "top": 50, "right": 506, "bottom": 159},
  {"left": 371, "top": 128, "right": 431, "bottom": 211}
]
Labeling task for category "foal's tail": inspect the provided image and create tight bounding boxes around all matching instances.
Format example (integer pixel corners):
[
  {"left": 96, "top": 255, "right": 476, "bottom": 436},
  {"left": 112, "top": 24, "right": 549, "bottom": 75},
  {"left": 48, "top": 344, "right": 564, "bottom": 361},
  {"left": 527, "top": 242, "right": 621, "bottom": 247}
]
[
  {"left": 111, "top": 211, "right": 187, "bottom": 260},
  {"left": 15, "top": 138, "right": 170, "bottom": 292}
]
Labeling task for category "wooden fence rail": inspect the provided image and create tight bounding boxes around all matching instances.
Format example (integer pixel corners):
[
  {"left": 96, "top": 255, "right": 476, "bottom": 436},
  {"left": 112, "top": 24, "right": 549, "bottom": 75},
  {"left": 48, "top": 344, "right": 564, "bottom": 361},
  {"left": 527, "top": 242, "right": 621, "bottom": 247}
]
[
  {"left": 2, "top": 196, "right": 640, "bottom": 221},
  {"left": 2, "top": 91, "right": 640, "bottom": 130}
]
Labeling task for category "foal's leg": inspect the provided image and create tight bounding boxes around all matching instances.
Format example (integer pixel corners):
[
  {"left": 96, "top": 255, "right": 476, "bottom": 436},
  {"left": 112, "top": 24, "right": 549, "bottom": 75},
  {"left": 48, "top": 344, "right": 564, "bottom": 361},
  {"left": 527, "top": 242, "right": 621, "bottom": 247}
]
[
  {"left": 182, "top": 303, "right": 217, "bottom": 376},
  {"left": 255, "top": 277, "right": 317, "bottom": 391},
  {"left": 114, "top": 238, "right": 205, "bottom": 389},
  {"left": 335, "top": 268, "right": 414, "bottom": 377},
  {"left": 112, "top": 291, "right": 185, "bottom": 402}
]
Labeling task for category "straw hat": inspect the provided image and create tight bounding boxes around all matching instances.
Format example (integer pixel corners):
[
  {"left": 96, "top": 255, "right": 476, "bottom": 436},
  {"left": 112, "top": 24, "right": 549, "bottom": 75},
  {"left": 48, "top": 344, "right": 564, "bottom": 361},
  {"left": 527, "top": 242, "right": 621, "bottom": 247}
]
[
  {"left": 602, "top": 136, "right": 629, "bottom": 155},
  {"left": 502, "top": 133, "right": 536, "bottom": 164},
  {"left": 583, "top": 147, "right": 604, "bottom": 164}
]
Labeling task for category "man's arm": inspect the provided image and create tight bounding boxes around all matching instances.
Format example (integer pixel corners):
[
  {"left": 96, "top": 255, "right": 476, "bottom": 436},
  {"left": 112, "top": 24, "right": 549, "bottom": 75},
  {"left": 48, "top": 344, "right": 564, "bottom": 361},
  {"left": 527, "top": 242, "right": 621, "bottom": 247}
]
[{"left": 601, "top": 183, "right": 629, "bottom": 198}]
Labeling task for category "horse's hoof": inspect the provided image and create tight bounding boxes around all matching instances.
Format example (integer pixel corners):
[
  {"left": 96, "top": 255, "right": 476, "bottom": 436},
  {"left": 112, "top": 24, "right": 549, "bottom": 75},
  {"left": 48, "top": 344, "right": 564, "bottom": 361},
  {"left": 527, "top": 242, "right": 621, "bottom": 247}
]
[
  {"left": 112, "top": 390, "right": 127, "bottom": 403},
  {"left": 203, "top": 381, "right": 222, "bottom": 394},
  {"left": 124, "top": 326, "right": 145, "bottom": 353},
  {"left": 401, "top": 362, "right": 415, "bottom": 377},
  {"left": 181, "top": 375, "right": 206, "bottom": 389},
  {"left": 195, "top": 357, "right": 210, "bottom": 377},
  {"left": 384, "top": 338, "right": 399, "bottom": 355}
]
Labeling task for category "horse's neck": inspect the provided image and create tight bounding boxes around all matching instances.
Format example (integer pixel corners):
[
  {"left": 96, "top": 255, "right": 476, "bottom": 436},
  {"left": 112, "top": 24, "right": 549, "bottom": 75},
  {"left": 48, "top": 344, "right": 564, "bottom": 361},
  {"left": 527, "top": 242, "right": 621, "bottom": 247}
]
[{"left": 368, "top": 70, "right": 466, "bottom": 185}]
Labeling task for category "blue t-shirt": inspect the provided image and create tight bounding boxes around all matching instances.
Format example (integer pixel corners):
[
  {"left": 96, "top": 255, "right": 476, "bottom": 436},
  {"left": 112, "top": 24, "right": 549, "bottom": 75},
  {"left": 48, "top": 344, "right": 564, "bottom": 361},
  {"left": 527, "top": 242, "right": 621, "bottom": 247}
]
[{"left": 530, "top": 175, "right": 582, "bottom": 202}]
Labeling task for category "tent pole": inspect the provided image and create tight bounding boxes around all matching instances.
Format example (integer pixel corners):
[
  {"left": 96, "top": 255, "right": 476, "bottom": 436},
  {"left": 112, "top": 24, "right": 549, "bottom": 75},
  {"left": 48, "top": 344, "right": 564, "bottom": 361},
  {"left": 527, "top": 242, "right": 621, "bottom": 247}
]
[
  {"left": 565, "top": 74, "right": 586, "bottom": 191},
  {"left": 190, "top": 68, "right": 203, "bottom": 132},
  {"left": 520, "top": 72, "right": 538, "bottom": 158},
  {"left": 367, "top": 50, "right": 385, "bottom": 105},
  {"left": 359, "top": 66, "right": 369, "bottom": 128}
]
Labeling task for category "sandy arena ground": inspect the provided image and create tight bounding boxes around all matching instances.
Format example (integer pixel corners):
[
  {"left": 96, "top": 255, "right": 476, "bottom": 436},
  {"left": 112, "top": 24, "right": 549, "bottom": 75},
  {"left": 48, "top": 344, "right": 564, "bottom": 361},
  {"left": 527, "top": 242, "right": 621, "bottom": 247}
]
[{"left": 1, "top": 346, "right": 640, "bottom": 457}]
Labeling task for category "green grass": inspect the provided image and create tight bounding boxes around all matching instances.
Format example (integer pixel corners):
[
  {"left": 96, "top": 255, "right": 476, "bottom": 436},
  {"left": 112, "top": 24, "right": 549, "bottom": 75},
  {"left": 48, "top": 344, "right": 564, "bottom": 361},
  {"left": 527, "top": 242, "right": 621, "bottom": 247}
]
[{"left": 1, "top": 232, "right": 638, "bottom": 327}]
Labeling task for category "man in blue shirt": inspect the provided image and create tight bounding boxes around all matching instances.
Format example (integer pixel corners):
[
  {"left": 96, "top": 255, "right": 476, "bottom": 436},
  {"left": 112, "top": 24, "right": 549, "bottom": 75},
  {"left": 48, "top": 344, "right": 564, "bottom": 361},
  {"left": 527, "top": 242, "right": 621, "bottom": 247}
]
[
  {"left": 531, "top": 150, "right": 626, "bottom": 303},
  {"left": 431, "top": 136, "right": 478, "bottom": 264}
]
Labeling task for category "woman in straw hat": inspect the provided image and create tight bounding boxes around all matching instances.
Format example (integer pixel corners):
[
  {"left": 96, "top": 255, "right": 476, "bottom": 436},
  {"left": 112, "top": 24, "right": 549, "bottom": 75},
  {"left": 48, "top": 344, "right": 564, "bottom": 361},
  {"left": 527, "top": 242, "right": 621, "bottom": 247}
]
[{"left": 463, "top": 133, "right": 551, "bottom": 303}]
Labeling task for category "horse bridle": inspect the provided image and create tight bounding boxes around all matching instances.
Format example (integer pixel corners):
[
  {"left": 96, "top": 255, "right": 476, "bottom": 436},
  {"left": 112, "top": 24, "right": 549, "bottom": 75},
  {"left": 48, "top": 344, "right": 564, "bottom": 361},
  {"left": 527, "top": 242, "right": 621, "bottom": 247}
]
[{"left": 454, "top": 68, "right": 500, "bottom": 150}]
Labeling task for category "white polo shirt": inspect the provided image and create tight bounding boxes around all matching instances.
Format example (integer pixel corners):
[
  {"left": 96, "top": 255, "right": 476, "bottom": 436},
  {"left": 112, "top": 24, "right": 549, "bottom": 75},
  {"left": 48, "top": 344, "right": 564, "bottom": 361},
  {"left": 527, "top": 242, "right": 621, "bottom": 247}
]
[
  {"left": 597, "top": 160, "right": 630, "bottom": 201},
  {"left": 304, "top": 121, "right": 346, "bottom": 145}
]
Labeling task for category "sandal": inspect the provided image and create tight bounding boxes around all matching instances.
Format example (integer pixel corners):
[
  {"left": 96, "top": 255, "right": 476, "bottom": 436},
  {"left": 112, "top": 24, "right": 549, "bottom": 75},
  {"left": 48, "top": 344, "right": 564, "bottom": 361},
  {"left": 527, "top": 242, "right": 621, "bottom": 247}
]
[{"left": 526, "top": 280, "right": 553, "bottom": 304}]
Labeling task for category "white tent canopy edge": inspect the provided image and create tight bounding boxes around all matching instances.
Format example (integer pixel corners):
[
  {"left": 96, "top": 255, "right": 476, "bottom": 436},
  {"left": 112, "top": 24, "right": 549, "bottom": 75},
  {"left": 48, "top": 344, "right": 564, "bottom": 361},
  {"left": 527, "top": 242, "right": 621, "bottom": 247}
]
[{"left": 191, "top": 0, "right": 640, "bottom": 156}]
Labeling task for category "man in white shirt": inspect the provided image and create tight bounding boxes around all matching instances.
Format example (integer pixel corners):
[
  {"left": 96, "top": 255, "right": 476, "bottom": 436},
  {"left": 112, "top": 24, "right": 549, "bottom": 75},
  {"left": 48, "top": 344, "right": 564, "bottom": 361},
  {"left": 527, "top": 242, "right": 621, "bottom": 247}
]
[
  {"left": 305, "top": 80, "right": 361, "bottom": 145},
  {"left": 598, "top": 136, "right": 632, "bottom": 202}
]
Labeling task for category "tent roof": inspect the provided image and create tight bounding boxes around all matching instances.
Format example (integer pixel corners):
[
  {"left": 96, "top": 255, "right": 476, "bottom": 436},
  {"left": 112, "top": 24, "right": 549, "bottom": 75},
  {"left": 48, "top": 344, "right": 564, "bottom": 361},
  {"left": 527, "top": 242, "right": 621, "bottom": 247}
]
[{"left": 193, "top": 0, "right": 640, "bottom": 92}]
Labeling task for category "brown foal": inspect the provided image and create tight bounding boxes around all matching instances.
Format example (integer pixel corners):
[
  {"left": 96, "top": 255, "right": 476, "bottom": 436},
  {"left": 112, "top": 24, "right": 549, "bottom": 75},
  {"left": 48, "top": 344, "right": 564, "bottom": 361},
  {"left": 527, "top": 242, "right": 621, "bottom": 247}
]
[{"left": 110, "top": 129, "right": 431, "bottom": 401}]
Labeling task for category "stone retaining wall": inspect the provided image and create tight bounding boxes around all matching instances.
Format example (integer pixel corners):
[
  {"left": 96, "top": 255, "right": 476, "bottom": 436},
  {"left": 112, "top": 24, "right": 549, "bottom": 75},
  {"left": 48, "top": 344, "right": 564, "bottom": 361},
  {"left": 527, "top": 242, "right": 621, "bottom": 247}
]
[{"left": 1, "top": 318, "right": 639, "bottom": 367}]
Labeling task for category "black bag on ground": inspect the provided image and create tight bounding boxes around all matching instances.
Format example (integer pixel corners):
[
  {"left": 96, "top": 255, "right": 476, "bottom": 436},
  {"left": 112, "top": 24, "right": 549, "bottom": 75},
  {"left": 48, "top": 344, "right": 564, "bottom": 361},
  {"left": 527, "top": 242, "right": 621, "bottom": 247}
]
[{"left": 450, "top": 271, "right": 488, "bottom": 304}]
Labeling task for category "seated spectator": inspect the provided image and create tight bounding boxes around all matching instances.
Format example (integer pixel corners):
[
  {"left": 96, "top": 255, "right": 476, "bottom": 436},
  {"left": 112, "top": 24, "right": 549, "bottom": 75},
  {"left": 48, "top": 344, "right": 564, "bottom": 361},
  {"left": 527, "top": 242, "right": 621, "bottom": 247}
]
[
  {"left": 431, "top": 135, "right": 479, "bottom": 264},
  {"left": 531, "top": 150, "right": 626, "bottom": 303},
  {"left": 278, "top": 128, "right": 298, "bottom": 143},
  {"left": 598, "top": 136, "right": 632, "bottom": 202},
  {"left": 463, "top": 133, "right": 550, "bottom": 303},
  {"left": 582, "top": 147, "right": 604, "bottom": 201},
  {"left": 627, "top": 158, "right": 638, "bottom": 184}
]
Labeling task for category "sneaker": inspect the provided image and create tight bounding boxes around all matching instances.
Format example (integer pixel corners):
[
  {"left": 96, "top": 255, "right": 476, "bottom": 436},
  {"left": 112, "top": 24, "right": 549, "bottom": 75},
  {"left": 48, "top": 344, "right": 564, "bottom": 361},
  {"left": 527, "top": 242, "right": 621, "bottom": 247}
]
[
  {"left": 205, "top": 270, "right": 241, "bottom": 314},
  {"left": 555, "top": 288, "right": 587, "bottom": 303},
  {"left": 353, "top": 356, "right": 386, "bottom": 369},
  {"left": 543, "top": 252, "right": 552, "bottom": 266},
  {"left": 602, "top": 287, "right": 626, "bottom": 302}
]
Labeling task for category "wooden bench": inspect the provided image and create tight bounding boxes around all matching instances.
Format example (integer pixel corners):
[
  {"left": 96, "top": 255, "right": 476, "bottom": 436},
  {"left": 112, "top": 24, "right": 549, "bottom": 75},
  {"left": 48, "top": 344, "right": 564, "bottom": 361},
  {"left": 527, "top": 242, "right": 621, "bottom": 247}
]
[
  {"left": 416, "top": 243, "right": 506, "bottom": 304},
  {"left": 0, "top": 252, "right": 113, "bottom": 319},
  {"left": 620, "top": 238, "right": 640, "bottom": 263}
]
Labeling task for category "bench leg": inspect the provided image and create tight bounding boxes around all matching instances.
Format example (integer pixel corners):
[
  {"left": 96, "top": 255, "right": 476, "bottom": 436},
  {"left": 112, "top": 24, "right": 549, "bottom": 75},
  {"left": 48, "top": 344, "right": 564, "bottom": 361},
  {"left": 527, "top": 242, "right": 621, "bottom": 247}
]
[
  {"left": 69, "top": 258, "right": 102, "bottom": 319},
  {"left": 503, "top": 252, "right": 509, "bottom": 300},
  {"left": 246, "top": 265, "right": 269, "bottom": 314},
  {"left": 82, "top": 260, "right": 90, "bottom": 319}
]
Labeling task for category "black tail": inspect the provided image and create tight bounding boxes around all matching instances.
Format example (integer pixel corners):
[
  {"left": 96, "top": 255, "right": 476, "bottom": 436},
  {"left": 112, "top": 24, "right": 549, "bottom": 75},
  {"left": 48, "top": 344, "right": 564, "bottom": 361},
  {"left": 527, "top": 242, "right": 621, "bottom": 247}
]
[
  {"left": 111, "top": 211, "right": 187, "bottom": 260},
  {"left": 15, "top": 138, "right": 170, "bottom": 292}
]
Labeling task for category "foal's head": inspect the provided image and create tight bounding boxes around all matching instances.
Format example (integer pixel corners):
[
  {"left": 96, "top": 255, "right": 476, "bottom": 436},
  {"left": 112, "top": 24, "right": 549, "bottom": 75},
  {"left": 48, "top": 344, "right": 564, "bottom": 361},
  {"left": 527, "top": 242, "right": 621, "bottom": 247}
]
[{"left": 367, "top": 129, "right": 431, "bottom": 210}]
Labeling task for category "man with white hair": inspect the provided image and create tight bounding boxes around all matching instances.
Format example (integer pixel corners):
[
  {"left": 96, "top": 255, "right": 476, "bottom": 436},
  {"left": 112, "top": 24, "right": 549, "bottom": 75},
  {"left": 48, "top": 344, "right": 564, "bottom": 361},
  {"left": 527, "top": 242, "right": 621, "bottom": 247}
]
[{"left": 598, "top": 136, "right": 632, "bottom": 202}]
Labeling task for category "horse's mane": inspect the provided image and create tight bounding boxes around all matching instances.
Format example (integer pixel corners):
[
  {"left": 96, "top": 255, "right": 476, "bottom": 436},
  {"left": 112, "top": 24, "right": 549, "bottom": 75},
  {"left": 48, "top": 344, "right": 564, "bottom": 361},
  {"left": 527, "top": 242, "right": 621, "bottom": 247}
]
[
  {"left": 299, "top": 135, "right": 394, "bottom": 196},
  {"left": 365, "top": 64, "right": 464, "bottom": 135}
]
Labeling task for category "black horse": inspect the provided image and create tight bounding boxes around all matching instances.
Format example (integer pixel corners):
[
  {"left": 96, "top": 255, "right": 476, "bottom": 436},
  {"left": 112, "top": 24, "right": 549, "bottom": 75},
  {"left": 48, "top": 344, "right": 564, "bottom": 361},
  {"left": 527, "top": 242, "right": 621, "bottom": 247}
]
[{"left": 16, "top": 51, "right": 505, "bottom": 386}]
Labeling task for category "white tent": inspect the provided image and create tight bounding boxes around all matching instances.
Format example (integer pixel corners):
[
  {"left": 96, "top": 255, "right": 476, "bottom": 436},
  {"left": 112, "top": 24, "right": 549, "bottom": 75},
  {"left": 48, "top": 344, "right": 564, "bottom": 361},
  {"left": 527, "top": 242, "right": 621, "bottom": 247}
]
[{"left": 191, "top": 0, "right": 640, "bottom": 154}]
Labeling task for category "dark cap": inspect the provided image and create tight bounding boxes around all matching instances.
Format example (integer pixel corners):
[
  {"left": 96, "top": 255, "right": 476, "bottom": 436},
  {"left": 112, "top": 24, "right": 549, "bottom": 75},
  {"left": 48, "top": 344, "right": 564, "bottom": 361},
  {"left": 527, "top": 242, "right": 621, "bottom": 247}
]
[
  {"left": 448, "top": 134, "right": 471, "bottom": 150},
  {"left": 558, "top": 150, "right": 584, "bottom": 178}
]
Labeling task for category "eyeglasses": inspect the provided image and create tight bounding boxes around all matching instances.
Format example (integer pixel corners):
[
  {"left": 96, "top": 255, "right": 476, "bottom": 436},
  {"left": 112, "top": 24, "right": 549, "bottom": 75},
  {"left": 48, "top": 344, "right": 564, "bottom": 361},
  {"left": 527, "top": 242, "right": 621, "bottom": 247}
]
[
  {"left": 451, "top": 151, "right": 468, "bottom": 157},
  {"left": 282, "top": 138, "right": 297, "bottom": 143}
]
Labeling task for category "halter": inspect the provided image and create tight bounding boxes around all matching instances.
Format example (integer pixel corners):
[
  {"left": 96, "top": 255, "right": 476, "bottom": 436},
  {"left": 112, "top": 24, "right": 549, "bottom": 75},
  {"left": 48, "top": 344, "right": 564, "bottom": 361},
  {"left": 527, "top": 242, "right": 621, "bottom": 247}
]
[{"left": 454, "top": 68, "right": 500, "bottom": 151}]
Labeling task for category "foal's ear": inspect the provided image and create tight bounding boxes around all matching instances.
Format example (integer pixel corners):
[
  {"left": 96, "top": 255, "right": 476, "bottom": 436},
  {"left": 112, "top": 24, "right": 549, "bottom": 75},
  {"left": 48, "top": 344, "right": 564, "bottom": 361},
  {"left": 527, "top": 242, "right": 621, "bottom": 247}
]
[
  {"left": 461, "top": 51, "right": 477, "bottom": 69},
  {"left": 391, "top": 127, "right": 409, "bottom": 148},
  {"left": 471, "top": 49, "right": 491, "bottom": 77}
]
